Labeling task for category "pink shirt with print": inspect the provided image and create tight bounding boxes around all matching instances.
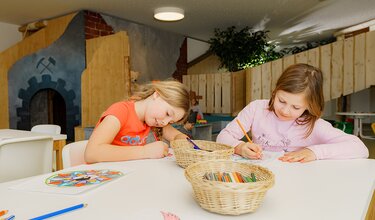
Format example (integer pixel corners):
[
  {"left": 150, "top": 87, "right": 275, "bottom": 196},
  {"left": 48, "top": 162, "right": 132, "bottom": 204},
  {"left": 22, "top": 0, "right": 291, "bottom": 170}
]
[{"left": 217, "top": 100, "right": 369, "bottom": 160}]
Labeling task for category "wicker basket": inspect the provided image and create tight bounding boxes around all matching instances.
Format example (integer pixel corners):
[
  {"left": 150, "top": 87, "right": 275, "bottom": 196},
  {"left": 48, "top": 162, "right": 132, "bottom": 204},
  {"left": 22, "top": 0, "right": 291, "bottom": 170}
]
[
  {"left": 185, "top": 160, "right": 275, "bottom": 215},
  {"left": 170, "top": 139, "right": 234, "bottom": 168}
]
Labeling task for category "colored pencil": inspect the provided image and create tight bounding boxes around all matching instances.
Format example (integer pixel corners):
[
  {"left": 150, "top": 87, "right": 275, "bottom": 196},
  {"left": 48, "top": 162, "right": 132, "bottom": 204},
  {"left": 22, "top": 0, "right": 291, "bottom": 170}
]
[
  {"left": 251, "top": 173, "right": 257, "bottom": 182},
  {"left": 1, "top": 215, "right": 15, "bottom": 220},
  {"left": 236, "top": 119, "right": 252, "bottom": 143},
  {"left": 186, "top": 137, "right": 212, "bottom": 152},
  {"left": 30, "top": 204, "right": 87, "bottom": 220},
  {"left": 186, "top": 137, "right": 201, "bottom": 150},
  {"left": 0, "top": 210, "right": 8, "bottom": 217}
]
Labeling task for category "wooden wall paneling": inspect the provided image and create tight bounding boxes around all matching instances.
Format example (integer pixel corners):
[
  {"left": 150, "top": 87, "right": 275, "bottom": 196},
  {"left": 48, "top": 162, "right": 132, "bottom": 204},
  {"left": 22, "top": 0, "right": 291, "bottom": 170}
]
[
  {"left": 295, "top": 51, "right": 308, "bottom": 64},
  {"left": 331, "top": 40, "right": 344, "bottom": 99},
  {"left": 18, "top": 32, "right": 45, "bottom": 55},
  {"left": 44, "top": 13, "right": 76, "bottom": 45},
  {"left": 366, "top": 31, "right": 375, "bottom": 88},
  {"left": 245, "top": 68, "right": 252, "bottom": 104},
  {"left": 343, "top": 37, "right": 354, "bottom": 96},
  {"left": 214, "top": 73, "right": 222, "bottom": 113},
  {"left": 261, "top": 62, "right": 272, "bottom": 99},
  {"left": 231, "top": 70, "right": 245, "bottom": 116},
  {"left": 198, "top": 74, "right": 207, "bottom": 112},
  {"left": 0, "top": 64, "right": 10, "bottom": 128},
  {"left": 308, "top": 47, "right": 320, "bottom": 68},
  {"left": 123, "top": 56, "right": 131, "bottom": 98},
  {"left": 354, "top": 33, "right": 366, "bottom": 92},
  {"left": 187, "top": 54, "right": 222, "bottom": 75},
  {"left": 283, "top": 55, "right": 295, "bottom": 70},
  {"left": 206, "top": 74, "right": 215, "bottom": 113},
  {"left": 74, "top": 126, "right": 85, "bottom": 141},
  {"left": 271, "top": 59, "right": 283, "bottom": 90},
  {"left": 81, "top": 32, "right": 130, "bottom": 127},
  {"left": 320, "top": 44, "right": 332, "bottom": 101},
  {"left": 0, "top": 13, "right": 76, "bottom": 128},
  {"left": 250, "top": 65, "right": 262, "bottom": 101},
  {"left": 81, "top": 66, "right": 90, "bottom": 127},
  {"left": 190, "top": 74, "right": 199, "bottom": 95},
  {"left": 182, "top": 75, "right": 191, "bottom": 91},
  {"left": 221, "top": 72, "right": 231, "bottom": 114},
  {"left": 122, "top": 34, "right": 131, "bottom": 98}
]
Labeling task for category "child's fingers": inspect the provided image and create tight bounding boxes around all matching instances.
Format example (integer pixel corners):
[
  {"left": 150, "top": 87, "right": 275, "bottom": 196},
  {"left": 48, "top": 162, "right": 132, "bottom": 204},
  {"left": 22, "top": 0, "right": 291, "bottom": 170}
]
[
  {"left": 279, "top": 153, "right": 305, "bottom": 162},
  {"left": 249, "top": 144, "right": 261, "bottom": 152},
  {"left": 249, "top": 145, "right": 262, "bottom": 159},
  {"left": 163, "top": 145, "right": 169, "bottom": 157},
  {"left": 243, "top": 146, "right": 261, "bottom": 159}
]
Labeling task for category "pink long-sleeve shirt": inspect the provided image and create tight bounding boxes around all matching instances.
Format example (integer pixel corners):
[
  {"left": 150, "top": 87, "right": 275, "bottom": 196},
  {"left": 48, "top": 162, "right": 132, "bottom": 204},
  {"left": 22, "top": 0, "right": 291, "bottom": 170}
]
[{"left": 217, "top": 100, "right": 369, "bottom": 160}]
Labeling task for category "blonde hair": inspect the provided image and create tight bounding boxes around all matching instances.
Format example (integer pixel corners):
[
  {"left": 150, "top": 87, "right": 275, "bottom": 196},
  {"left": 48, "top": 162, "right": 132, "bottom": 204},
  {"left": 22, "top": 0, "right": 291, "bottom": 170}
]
[
  {"left": 268, "top": 63, "right": 324, "bottom": 138},
  {"left": 130, "top": 79, "right": 190, "bottom": 138}
]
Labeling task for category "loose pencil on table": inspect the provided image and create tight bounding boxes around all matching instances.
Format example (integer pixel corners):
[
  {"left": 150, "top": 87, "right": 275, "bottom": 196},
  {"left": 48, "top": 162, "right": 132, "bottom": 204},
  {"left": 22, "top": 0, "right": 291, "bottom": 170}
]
[{"left": 30, "top": 203, "right": 87, "bottom": 220}]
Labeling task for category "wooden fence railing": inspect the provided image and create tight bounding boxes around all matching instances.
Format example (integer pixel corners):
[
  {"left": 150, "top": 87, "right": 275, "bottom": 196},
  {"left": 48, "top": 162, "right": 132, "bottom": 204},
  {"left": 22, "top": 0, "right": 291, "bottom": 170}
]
[
  {"left": 183, "top": 70, "right": 245, "bottom": 116},
  {"left": 246, "top": 31, "right": 375, "bottom": 103},
  {"left": 185, "top": 30, "right": 375, "bottom": 116}
]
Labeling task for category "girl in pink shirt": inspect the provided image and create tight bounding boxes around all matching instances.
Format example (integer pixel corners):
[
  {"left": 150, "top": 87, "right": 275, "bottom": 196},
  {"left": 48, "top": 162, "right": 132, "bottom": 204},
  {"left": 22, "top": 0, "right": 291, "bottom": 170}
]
[{"left": 217, "top": 63, "right": 369, "bottom": 162}]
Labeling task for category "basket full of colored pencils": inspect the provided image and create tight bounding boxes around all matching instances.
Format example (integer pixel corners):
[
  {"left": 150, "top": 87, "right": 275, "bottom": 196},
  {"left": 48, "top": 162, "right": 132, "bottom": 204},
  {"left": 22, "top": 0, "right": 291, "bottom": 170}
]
[
  {"left": 170, "top": 139, "right": 234, "bottom": 168},
  {"left": 184, "top": 160, "right": 275, "bottom": 215}
]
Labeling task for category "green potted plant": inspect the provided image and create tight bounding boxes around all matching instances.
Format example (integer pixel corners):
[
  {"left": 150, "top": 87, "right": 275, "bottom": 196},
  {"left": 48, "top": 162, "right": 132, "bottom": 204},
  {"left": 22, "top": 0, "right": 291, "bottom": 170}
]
[{"left": 208, "top": 26, "right": 281, "bottom": 72}]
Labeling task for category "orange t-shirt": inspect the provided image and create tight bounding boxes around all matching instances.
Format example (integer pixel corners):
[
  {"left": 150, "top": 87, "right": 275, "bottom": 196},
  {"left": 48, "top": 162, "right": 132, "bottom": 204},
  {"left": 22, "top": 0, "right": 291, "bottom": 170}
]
[{"left": 98, "top": 101, "right": 153, "bottom": 146}]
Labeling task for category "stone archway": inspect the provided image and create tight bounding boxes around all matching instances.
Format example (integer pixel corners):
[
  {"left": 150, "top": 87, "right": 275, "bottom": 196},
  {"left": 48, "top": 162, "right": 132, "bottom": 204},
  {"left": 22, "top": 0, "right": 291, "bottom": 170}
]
[{"left": 16, "top": 75, "right": 79, "bottom": 141}]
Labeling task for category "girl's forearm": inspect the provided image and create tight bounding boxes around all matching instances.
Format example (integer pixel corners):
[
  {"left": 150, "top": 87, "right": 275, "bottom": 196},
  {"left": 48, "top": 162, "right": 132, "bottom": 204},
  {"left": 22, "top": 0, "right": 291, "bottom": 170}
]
[
  {"left": 174, "top": 133, "right": 188, "bottom": 140},
  {"left": 85, "top": 144, "right": 147, "bottom": 163}
]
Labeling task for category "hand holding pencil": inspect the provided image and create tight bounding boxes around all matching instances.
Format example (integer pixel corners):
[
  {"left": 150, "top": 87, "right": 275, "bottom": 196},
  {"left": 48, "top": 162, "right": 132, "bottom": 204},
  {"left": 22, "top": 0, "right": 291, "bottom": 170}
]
[{"left": 235, "top": 119, "right": 262, "bottom": 159}]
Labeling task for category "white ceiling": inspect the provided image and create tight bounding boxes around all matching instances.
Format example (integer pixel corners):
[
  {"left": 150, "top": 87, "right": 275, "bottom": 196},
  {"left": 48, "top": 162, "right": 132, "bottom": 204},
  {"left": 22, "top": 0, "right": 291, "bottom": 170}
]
[{"left": 1, "top": 0, "right": 375, "bottom": 47}]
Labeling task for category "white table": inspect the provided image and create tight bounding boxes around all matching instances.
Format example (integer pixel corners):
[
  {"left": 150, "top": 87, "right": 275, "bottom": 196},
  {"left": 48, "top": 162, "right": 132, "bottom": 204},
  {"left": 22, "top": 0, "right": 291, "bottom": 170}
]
[
  {"left": 0, "top": 129, "right": 67, "bottom": 170},
  {"left": 336, "top": 112, "right": 375, "bottom": 139},
  {"left": 0, "top": 156, "right": 374, "bottom": 220}
]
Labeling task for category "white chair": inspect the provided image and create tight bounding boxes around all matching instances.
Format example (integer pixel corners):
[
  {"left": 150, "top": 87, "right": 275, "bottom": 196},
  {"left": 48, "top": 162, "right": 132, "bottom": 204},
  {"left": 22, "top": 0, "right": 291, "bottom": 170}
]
[
  {"left": 31, "top": 124, "right": 61, "bottom": 134},
  {"left": 31, "top": 124, "right": 63, "bottom": 170},
  {"left": 62, "top": 140, "right": 88, "bottom": 168},
  {"left": 0, "top": 136, "right": 53, "bottom": 183}
]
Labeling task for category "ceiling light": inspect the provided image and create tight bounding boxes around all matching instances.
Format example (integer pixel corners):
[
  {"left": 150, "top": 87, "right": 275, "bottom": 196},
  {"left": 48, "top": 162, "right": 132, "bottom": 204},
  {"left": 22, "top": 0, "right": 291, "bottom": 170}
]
[{"left": 154, "top": 7, "right": 184, "bottom": 21}]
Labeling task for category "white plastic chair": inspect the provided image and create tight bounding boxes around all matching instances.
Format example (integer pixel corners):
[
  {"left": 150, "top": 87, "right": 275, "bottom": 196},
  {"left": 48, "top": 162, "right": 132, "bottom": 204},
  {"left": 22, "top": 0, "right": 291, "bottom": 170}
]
[
  {"left": 31, "top": 124, "right": 61, "bottom": 134},
  {"left": 62, "top": 140, "right": 88, "bottom": 168},
  {"left": 31, "top": 124, "right": 62, "bottom": 171},
  {"left": 0, "top": 136, "right": 53, "bottom": 183}
]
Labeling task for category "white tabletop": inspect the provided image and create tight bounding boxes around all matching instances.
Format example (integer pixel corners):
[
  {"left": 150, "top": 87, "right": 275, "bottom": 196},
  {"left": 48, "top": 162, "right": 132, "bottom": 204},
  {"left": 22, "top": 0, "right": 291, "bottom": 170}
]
[
  {"left": 0, "top": 157, "right": 374, "bottom": 220},
  {"left": 0, "top": 129, "right": 67, "bottom": 141}
]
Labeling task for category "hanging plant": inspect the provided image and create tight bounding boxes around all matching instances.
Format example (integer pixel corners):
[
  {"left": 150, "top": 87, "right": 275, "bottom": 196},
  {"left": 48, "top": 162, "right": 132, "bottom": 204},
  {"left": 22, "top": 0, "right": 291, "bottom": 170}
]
[{"left": 208, "top": 26, "right": 282, "bottom": 72}]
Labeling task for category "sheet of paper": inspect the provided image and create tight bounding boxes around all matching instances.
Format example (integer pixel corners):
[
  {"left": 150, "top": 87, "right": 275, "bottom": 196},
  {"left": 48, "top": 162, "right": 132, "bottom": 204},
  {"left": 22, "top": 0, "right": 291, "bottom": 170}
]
[
  {"left": 231, "top": 150, "right": 283, "bottom": 165},
  {"left": 161, "top": 148, "right": 176, "bottom": 161},
  {"left": 9, "top": 168, "right": 132, "bottom": 195}
]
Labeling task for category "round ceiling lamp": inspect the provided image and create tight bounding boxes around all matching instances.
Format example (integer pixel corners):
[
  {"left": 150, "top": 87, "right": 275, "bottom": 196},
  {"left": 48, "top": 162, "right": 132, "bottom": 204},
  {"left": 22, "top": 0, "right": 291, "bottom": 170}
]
[{"left": 154, "top": 7, "right": 184, "bottom": 21}]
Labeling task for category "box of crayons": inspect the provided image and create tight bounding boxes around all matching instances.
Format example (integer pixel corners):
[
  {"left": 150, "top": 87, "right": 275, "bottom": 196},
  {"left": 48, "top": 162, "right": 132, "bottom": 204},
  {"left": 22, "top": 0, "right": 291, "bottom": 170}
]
[
  {"left": 170, "top": 139, "right": 234, "bottom": 168},
  {"left": 185, "top": 160, "right": 275, "bottom": 215}
]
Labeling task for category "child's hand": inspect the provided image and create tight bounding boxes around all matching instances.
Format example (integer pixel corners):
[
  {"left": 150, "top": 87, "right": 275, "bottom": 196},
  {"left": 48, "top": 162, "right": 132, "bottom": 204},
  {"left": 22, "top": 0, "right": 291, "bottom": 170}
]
[
  {"left": 278, "top": 148, "right": 317, "bottom": 163},
  {"left": 144, "top": 141, "right": 169, "bottom": 159},
  {"left": 235, "top": 142, "right": 263, "bottom": 159}
]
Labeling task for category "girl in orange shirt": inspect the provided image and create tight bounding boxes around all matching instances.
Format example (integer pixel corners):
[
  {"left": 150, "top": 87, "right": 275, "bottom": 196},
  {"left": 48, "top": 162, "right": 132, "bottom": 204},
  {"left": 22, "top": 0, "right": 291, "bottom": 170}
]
[{"left": 85, "top": 79, "right": 190, "bottom": 163}]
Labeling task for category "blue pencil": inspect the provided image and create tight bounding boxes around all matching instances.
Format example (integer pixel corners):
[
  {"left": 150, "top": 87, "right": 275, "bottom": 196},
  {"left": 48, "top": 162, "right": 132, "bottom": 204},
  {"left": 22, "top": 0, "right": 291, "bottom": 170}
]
[
  {"left": 186, "top": 137, "right": 201, "bottom": 150},
  {"left": 30, "top": 204, "right": 87, "bottom": 220}
]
